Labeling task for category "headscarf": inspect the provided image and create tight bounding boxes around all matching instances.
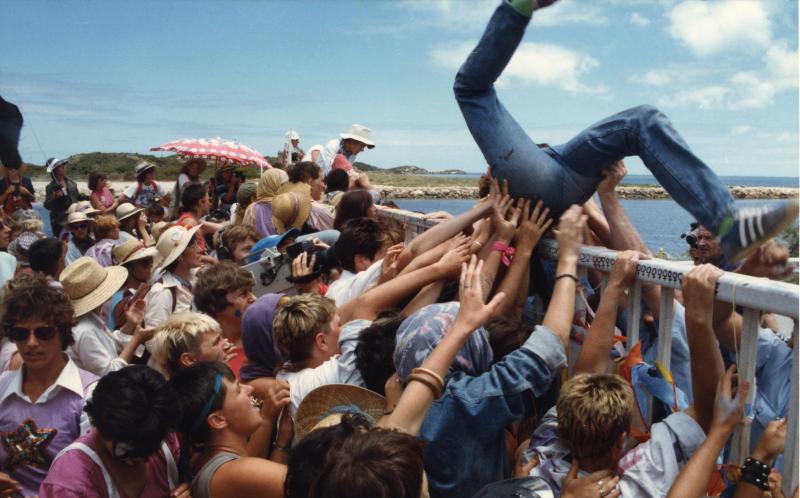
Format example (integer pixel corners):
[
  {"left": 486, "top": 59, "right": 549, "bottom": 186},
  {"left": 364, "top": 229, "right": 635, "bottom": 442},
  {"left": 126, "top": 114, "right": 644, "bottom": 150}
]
[
  {"left": 393, "top": 302, "right": 493, "bottom": 384},
  {"left": 256, "top": 169, "right": 288, "bottom": 203},
  {"left": 240, "top": 293, "right": 284, "bottom": 380}
]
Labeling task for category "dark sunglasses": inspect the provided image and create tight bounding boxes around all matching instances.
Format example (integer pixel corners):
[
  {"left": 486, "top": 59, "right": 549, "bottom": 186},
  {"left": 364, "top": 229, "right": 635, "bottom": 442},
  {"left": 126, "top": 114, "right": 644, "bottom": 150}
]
[
  {"left": 8, "top": 326, "right": 59, "bottom": 342},
  {"left": 71, "top": 223, "right": 91, "bottom": 230}
]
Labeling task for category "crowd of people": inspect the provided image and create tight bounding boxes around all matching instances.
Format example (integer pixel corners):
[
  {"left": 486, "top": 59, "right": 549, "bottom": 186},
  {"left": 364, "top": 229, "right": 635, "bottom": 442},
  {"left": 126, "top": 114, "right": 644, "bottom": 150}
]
[{"left": 0, "top": 1, "right": 798, "bottom": 497}]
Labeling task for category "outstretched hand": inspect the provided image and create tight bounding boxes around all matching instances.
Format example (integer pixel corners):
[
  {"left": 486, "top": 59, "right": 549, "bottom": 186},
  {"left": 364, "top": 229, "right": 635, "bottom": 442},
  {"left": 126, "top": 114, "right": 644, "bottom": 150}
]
[
  {"left": 554, "top": 205, "right": 587, "bottom": 262},
  {"left": 681, "top": 264, "right": 724, "bottom": 325},
  {"left": 711, "top": 365, "right": 749, "bottom": 434},
  {"left": 516, "top": 199, "right": 552, "bottom": 251},
  {"left": 597, "top": 160, "right": 627, "bottom": 195},
  {"left": 454, "top": 255, "right": 505, "bottom": 332}
]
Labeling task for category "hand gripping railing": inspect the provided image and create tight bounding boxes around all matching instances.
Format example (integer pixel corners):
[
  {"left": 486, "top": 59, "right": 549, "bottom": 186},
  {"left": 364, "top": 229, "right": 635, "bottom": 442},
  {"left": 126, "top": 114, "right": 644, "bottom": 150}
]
[{"left": 378, "top": 207, "right": 799, "bottom": 495}]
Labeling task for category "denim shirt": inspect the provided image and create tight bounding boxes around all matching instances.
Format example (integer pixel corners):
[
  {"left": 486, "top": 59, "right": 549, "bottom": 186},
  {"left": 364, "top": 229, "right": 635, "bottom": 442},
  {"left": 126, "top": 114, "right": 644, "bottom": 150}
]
[{"left": 419, "top": 325, "right": 566, "bottom": 498}]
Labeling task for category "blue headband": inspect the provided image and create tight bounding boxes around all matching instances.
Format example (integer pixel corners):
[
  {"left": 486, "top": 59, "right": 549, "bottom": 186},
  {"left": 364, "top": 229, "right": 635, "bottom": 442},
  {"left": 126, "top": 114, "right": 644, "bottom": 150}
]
[{"left": 180, "top": 372, "right": 223, "bottom": 481}]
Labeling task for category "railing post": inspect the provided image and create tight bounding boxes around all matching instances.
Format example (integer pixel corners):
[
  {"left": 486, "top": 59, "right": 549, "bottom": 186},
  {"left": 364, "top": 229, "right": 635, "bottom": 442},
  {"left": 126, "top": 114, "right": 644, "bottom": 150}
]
[
  {"left": 626, "top": 281, "right": 642, "bottom": 351},
  {"left": 731, "top": 308, "right": 761, "bottom": 464},
  {"left": 656, "top": 287, "right": 675, "bottom": 371},
  {"left": 783, "top": 320, "right": 799, "bottom": 496}
]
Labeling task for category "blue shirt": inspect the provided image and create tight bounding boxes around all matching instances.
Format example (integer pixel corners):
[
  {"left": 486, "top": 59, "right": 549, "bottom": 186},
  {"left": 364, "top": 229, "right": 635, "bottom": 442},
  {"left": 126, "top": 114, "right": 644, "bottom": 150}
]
[{"left": 419, "top": 325, "right": 566, "bottom": 498}]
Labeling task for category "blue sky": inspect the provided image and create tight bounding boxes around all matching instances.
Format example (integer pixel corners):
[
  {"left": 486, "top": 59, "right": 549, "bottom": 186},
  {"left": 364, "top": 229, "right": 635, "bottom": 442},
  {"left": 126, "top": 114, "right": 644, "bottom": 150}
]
[{"left": 2, "top": 0, "right": 798, "bottom": 176}]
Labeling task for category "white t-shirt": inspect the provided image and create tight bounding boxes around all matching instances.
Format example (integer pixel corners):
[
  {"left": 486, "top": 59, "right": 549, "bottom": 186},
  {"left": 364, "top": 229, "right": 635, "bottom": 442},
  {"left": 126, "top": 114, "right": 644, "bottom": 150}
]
[
  {"left": 276, "top": 319, "right": 371, "bottom": 420},
  {"left": 527, "top": 408, "right": 705, "bottom": 498},
  {"left": 325, "top": 259, "right": 383, "bottom": 307}
]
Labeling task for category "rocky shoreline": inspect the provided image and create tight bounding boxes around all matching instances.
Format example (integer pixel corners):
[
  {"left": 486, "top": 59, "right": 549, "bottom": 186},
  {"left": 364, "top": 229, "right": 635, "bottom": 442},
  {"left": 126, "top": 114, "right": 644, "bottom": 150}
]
[{"left": 375, "top": 184, "right": 799, "bottom": 200}]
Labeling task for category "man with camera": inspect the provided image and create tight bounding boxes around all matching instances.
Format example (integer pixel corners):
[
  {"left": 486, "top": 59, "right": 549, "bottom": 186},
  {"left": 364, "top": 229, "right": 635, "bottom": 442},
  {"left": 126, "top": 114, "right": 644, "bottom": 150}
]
[
  {"left": 0, "top": 161, "right": 35, "bottom": 217},
  {"left": 44, "top": 157, "right": 81, "bottom": 238}
]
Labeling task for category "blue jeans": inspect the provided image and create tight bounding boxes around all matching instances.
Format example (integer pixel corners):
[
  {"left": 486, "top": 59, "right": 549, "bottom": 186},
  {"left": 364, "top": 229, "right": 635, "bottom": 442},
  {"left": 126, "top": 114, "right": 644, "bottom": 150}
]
[{"left": 454, "top": 2, "right": 735, "bottom": 233}]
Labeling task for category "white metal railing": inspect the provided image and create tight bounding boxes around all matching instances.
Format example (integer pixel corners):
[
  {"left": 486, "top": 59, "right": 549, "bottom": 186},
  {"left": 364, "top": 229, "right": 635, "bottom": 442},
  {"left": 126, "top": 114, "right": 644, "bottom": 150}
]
[{"left": 379, "top": 207, "right": 799, "bottom": 496}]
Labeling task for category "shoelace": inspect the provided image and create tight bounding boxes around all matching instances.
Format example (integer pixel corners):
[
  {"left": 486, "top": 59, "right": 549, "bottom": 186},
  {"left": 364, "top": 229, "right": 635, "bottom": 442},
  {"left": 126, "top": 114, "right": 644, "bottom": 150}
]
[{"left": 736, "top": 206, "right": 766, "bottom": 248}]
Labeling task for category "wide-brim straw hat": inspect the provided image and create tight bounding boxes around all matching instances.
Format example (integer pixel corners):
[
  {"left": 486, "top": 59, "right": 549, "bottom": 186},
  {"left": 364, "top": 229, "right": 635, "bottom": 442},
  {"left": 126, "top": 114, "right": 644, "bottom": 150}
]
[
  {"left": 295, "top": 384, "right": 386, "bottom": 441},
  {"left": 151, "top": 221, "right": 170, "bottom": 241},
  {"left": 339, "top": 124, "right": 375, "bottom": 149},
  {"left": 67, "top": 200, "right": 101, "bottom": 217},
  {"left": 116, "top": 202, "right": 144, "bottom": 222},
  {"left": 112, "top": 239, "right": 159, "bottom": 266},
  {"left": 155, "top": 224, "right": 202, "bottom": 271},
  {"left": 67, "top": 211, "right": 94, "bottom": 225},
  {"left": 60, "top": 256, "right": 128, "bottom": 317},
  {"left": 272, "top": 183, "right": 311, "bottom": 234}
]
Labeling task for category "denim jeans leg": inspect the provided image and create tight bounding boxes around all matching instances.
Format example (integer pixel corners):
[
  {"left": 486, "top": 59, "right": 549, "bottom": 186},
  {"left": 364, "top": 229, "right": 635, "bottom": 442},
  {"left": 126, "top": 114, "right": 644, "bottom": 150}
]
[
  {"left": 454, "top": 2, "right": 570, "bottom": 214},
  {"left": 551, "top": 105, "right": 735, "bottom": 232}
]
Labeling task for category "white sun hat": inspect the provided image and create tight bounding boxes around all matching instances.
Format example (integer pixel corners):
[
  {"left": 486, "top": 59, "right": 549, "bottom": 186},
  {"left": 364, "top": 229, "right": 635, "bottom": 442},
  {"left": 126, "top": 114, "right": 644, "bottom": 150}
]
[{"left": 339, "top": 124, "right": 375, "bottom": 149}]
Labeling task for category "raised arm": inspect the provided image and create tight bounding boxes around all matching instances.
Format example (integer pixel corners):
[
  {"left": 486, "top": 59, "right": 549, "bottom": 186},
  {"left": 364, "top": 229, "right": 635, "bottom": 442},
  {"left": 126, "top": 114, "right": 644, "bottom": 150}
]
[
  {"left": 667, "top": 365, "right": 749, "bottom": 498},
  {"left": 682, "top": 264, "right": 726, "bottom": 433},
  {"left": 338, "top": 238, "right": 470, "bottom": 323},
  {"left": 543, "top": 205, "right": 586, "bottom": 349},
  {"left": 395, "top": 187, "right": 494, "bottom": 272},
  {"left": 573, "top": 251, "right": 638, "bottom": 375},
  {"left": 380, "top": 256, "right": 505, "bottom": 436},
  {"left": 493, "top": 199, "right": 551, "bottom": 318}
]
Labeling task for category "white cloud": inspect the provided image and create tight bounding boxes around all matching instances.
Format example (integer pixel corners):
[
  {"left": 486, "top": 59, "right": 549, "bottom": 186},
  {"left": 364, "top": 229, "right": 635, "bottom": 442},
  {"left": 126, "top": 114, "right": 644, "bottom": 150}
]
[
  {"left": 732, "top": 125, "right": 752, "bottom": 135},
  {"left": 639, "top": 69, "right": 671, "bottom": 86},
  {"left": 764, "top": 43, "right": 799, "bottom": 87},
  {"left": 629, "top": 12, "right": 650, "bottom": 27},
  {"left": 533, "top": 0, "right": 609, "bottom": 27},
  {"left": 430, "top": 41, "right": 604, "bottom": 94},
  {"left": 667, "top": 0, "right": 771, "bottom": 57},
  {"left": 395, "top": 0, "right": 607, "bottom": 30},
  {"left": 660, "top": 86, "right": 728, "bottom": 109}
]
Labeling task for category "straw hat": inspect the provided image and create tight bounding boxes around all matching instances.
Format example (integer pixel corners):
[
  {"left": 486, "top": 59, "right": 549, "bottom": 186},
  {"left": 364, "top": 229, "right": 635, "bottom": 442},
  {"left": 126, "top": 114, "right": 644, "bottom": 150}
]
[
  {"left": 112, "top": 239, "right": 159, "bottom": 266},
  {"left": 151, "top": 221, "right": 170, "bottom": 241},
  {"left": 272, "top": 184, "right": 311, "bottom": 234},
  {"left": 295, "top": 384, "right": 386, "bottom": 441},
  {"left": 60, "top": 257, "right": 128, "bottom": 317},
  {"left": 155, "top": 224, "right": 202, "bottom": 271},
  {"left": 67, "top": 211, "right": 94, "bottom": 226},
  {"left": 67, "top": 200, "right": 101, "bottom": 216},
  {"left": 116, "top": 202, "right": 144, "bottom": 222},
  {"left": 339, "top": 124, "right": 375, "bottom": 149},
  {"left": 134, "top": 161, "right": 157, "bottom": 177}
]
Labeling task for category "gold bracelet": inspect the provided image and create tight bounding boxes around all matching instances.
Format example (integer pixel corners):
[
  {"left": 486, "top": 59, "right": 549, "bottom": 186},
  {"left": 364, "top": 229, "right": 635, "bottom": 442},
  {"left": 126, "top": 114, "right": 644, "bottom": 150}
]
[
  {"left": 408, "top": 373, "right": 442, "bottom": 400},
  {"left": 411, "top": 367, "right": 445, "bottom": 392}
]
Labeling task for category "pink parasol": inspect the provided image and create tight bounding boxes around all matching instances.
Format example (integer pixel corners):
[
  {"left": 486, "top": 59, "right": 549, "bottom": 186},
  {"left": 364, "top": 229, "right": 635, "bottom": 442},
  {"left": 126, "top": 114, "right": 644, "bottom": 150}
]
[{"left": 151, "top": 137, "right": 271, "bottom": 172}]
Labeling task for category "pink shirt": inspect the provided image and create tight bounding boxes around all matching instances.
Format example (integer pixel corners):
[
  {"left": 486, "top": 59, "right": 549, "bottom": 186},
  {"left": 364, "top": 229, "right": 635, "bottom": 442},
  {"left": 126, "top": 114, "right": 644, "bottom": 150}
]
[{"left": 40, "top": 431, "right": 180, "bottom": 498}]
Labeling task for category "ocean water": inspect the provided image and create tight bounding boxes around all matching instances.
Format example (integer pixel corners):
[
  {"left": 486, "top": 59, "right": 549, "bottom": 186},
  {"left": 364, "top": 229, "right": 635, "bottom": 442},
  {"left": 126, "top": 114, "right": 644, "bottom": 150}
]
[
  {"left": 428, "top": 173, "right": 799, "bottom": 188},
  {"left": 395, "top": 198, "right": 788, "bottom": 258}
]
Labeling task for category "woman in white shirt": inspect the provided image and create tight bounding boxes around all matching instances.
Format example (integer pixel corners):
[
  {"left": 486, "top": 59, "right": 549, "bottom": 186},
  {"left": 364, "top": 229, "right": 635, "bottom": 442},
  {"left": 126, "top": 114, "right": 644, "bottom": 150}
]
[{"left": 60, "top": 257, "right": 154, "bottom": 376}]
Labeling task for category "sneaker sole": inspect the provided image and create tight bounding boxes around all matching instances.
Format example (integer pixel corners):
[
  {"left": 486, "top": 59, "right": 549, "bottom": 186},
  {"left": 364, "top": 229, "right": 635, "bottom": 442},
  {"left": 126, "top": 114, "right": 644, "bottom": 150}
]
[{"left": 727, "top": 199, "right": 799, "bottom": 263}]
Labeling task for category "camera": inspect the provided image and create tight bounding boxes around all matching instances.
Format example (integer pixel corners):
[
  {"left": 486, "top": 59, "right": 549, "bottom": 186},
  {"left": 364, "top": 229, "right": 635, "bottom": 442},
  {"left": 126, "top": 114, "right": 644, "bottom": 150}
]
[{"left": 286, "top": 240, "right": 339, "bottom": 273}]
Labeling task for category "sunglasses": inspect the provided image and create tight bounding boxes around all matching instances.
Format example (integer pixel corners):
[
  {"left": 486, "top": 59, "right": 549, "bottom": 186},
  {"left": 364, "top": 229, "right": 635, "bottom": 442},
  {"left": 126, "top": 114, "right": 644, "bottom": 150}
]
[
  {"left": 8, "top": 326, "right": 58, "bottom": 342},
  {"left": 71, "top": 223, "right": 90, "bottom": 230}
]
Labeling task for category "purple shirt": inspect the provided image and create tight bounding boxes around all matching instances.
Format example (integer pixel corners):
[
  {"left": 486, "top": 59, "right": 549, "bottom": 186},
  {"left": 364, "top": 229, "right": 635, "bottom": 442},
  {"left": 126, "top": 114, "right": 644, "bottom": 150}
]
[
  {"left": 252, "top": 202, "right": 276, "bottom": 237},
  {"left": 84, "top": 238, "right": 117, "bottom": 267},
  {"left": 40, "top": 431, "right": 180, "bottom": 498},
  {"left": 0, "top": 358, "right": 97, "bottom": 496}
]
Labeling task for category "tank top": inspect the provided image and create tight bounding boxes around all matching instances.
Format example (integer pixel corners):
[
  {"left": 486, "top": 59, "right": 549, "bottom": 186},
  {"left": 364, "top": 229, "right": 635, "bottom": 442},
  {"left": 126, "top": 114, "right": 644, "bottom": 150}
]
[{"left": 191, "top": 452, "right": 239, "bottom": 498}]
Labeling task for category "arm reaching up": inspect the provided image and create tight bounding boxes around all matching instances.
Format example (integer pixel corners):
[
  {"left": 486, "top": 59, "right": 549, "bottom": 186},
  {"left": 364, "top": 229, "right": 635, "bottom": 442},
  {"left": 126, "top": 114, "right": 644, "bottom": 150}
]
[
  {"left": 667, "top": 365, "right": 749, "bottom": 498},
  {"left": 573, "top": 251, "right": 639, "bottom": 375},
  {"left": 682, "top": 264, "right": 726, "bottom": 433},
  {"left": 493, "top": 199, "right": 551, "bottom": 318},
  {"left": 380, "top": 256, "right": 505, "bottom": 436},
  {"left": 543, "top": 205, "right": 586, "bottom": 349}
]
